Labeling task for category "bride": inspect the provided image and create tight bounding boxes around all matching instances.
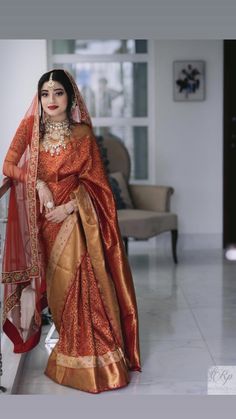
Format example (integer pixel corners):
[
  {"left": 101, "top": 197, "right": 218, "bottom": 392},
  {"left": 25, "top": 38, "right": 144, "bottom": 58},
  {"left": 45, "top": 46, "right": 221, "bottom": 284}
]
[{"left": 1, "top": 69, "right": 141, "bottom": 393}]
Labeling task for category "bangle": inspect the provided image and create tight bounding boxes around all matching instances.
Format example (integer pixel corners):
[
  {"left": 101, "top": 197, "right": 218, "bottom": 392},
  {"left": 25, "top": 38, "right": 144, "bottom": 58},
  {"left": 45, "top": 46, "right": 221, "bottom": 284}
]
[
  {"left": 63, "top": 203, "right": 74, "bottom": 215},
  {"left": 73, "top": 200, "right": 78, "bottom": 212},
  {"left": 36, "top": 179, "right": 46, "bottom": 191}
]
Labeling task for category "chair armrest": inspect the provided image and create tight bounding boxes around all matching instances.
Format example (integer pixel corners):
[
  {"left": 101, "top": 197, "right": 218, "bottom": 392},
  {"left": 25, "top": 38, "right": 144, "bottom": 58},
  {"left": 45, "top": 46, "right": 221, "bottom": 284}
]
[{"left": 129, "top": 184, "right": 174, "bottom": 212}]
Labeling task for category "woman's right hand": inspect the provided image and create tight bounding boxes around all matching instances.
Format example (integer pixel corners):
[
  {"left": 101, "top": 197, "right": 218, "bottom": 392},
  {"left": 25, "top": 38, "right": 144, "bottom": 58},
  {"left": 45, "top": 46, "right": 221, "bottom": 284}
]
[{"left": 37, "top": 183, "right": 55, "bottom": 214}]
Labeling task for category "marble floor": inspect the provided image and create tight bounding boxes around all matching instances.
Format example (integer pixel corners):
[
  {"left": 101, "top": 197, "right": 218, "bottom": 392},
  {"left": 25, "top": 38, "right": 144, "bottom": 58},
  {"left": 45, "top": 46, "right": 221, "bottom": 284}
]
[{"left": 14, "top": 245, "right": 236, "bottom": 395}]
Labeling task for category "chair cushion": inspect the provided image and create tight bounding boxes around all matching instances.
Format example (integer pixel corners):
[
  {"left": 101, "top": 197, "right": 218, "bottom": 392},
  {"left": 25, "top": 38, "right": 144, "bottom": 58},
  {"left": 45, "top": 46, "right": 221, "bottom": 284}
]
[
  {"left": 95, "top": 134, "right": 131, "bottom": 182},
  {"left": 109, "top": 172, "right": 134, "bottom": 209},
  {"left": 117, "top": 209, "right": 178, "bottom": 239}
]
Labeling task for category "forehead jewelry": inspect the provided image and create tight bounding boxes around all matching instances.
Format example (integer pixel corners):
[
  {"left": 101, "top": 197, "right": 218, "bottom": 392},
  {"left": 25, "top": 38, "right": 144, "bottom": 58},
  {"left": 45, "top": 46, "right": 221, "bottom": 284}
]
[{"left": 47, "top": 72, "right": 55, "bottom": 90}]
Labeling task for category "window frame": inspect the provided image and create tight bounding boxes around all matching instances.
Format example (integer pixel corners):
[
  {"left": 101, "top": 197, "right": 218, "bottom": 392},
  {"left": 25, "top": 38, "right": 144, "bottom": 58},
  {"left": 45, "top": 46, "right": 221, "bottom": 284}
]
[{"left": 47, "top": 40, "right": 156, "bottom": 184}]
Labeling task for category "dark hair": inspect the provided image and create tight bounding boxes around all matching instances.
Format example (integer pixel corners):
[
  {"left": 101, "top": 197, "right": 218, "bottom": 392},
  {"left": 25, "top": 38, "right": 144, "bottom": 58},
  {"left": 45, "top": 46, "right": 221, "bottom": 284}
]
[{"left": 38, "top": 69, "right": 75, "bottom": 137}]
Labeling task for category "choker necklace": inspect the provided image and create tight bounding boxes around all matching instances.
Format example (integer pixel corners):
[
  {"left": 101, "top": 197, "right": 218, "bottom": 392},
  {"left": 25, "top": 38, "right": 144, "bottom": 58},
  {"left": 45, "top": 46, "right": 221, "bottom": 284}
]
[{"left": 42, "top": 119, "right": 71, "bottom": 156}]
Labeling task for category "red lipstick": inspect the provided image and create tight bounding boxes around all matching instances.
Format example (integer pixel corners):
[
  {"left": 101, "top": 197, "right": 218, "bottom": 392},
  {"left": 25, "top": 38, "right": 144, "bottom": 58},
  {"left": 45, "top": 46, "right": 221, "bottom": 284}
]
[{"left": 48, "top": 105, "right": 59, "bottom": 110}]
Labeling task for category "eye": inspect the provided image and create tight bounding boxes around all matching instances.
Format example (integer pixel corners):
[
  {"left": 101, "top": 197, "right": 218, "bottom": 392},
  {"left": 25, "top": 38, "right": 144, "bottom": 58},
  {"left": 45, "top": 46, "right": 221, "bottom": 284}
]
[
  {"left": 56, "top": 91, "right": 64, "bottom": 96},
  {"left": 41, "top": 92, "right": 48, "bottom": 97}
]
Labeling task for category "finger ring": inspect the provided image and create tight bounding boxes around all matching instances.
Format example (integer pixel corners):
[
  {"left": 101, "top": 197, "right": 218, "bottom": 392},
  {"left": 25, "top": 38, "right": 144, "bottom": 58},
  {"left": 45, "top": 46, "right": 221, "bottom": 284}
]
[{"left": 46, "top": 201, "right": 54, "bottom": 209}]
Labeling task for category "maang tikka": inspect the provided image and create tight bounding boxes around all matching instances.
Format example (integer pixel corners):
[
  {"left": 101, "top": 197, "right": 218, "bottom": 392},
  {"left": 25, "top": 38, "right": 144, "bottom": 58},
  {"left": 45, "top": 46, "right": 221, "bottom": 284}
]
[{"left": 47, "top": 72, "right": 55, "bottom": 90}]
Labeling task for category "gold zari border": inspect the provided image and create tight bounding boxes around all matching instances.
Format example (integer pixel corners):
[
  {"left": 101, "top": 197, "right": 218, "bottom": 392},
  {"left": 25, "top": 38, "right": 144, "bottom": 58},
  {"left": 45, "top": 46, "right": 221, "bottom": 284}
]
[
  {"left": 46, "top": 212, "right": 77, "bottom": 286},
  {"left": 56, "top": 347, "right": 125, "bottom": 369},
  {"left": 1, "top": 265, "right": 39, "bottom": 284},
  {"left": 3, "top": 282, "right": 29, "bottom": 322}
]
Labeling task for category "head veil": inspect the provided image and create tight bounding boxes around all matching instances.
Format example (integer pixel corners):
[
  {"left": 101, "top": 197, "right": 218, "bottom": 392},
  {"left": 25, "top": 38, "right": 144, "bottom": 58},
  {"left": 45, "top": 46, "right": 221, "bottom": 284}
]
[{"left": 1, "top": 69, "right": 92, "bottom": 353}]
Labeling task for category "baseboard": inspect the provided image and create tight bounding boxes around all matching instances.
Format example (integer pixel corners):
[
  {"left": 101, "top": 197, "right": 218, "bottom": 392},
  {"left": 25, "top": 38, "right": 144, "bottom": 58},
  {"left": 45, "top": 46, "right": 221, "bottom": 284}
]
[
  {"left": 128, "top": 233, "right": 223, "bottom": 254},
  {"left": 177, "top": 233, "right": 222, "bottom": 251}
]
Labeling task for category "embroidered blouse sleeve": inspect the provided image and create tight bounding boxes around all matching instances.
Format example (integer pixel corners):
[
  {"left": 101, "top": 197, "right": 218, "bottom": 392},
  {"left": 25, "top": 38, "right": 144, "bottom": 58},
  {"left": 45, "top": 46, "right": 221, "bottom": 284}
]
[{"left": 3, "top": 116, "right": 33, "bottom": 182}]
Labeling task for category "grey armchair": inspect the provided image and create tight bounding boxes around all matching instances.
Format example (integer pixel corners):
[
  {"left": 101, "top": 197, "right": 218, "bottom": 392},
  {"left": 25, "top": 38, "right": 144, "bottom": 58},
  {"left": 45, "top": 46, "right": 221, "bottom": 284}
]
[{"left": 100, "top": 134, "right": 178, "bottom": 263}]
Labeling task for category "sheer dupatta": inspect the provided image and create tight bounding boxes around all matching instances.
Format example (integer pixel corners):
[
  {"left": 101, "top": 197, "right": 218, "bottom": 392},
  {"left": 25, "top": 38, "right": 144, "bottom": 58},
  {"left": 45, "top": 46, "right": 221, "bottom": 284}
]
[{"left": 1, "top": 70, "right": 92, "bottom": 353}]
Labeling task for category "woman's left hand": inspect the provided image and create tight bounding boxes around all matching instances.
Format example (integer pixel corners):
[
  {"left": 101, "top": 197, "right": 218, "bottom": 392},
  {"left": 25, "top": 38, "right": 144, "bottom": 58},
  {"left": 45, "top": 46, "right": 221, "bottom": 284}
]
[{"left": 45, "top": 204, "right": 69, "bottom": 223}]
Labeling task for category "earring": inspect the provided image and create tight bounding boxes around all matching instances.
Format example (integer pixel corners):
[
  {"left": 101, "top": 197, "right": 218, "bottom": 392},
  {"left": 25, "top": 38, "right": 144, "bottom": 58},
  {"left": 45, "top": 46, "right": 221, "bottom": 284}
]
[{"left": 71, "top": 98, "right": 77, "bottom": 109}]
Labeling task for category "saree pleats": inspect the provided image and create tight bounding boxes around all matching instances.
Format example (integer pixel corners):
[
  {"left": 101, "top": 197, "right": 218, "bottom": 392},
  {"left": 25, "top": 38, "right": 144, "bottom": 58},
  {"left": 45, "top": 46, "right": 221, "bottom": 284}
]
[
  {"left": 45, "top": 251, "right": 129, "bottom": 393},
  {"left": 44, "top": 187, "right": 131, "bottom": 392},
  {"left": 45, "top": 350, "right": 129, "bottom": 393}
]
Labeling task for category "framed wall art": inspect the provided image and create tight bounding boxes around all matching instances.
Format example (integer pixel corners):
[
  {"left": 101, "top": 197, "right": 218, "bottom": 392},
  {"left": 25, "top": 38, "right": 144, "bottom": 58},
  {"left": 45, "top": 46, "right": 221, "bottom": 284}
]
[{"left": 173, "top": 60, "right": 205, "bottom": 101}]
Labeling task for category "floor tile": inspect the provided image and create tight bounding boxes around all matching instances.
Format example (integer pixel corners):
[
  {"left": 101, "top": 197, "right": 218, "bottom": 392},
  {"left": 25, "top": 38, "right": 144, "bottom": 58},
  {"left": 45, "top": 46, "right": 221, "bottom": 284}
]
[{"left": 14, "top": 247, "right": 236, "bottom": 396}]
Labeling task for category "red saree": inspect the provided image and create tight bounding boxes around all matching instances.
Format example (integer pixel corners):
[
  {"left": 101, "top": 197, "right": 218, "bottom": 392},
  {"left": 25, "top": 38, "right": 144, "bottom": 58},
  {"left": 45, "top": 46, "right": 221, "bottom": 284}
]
[{"left": 1, "top": 70, "right": 141, "bottom": 393}]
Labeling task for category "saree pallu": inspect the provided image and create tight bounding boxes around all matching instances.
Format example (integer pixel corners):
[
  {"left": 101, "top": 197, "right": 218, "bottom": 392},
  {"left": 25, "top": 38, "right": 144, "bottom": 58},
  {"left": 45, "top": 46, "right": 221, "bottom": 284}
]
[{"left": 36, "top": 124, "right": 141, "bottom": 393}]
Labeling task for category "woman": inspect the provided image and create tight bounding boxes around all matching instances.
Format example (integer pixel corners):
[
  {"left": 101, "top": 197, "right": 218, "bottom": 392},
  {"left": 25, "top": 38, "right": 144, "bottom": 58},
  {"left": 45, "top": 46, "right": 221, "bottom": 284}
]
[{"left": 1, "top": 69, "right": 141, "bottom": 393}]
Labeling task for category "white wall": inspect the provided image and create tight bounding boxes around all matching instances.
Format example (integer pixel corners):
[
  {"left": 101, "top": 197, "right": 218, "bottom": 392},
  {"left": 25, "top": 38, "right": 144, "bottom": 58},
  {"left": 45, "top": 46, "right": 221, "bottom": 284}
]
[
  {"left": 153, "top": 40, "right": 223, "bottom": 249},
  {"left": 0, "top": 40, "right": 47, "bottom": 170}
]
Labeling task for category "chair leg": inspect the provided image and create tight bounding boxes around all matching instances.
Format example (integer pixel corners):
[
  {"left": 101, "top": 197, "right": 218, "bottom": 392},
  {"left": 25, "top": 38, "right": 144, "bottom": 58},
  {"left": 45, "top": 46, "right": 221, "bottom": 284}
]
[
  {"left": 171, "top": 229, "right": 178, "bottom": 264},
  {"left": 123, "top": 237, "right": 128, "bottom": 255}
]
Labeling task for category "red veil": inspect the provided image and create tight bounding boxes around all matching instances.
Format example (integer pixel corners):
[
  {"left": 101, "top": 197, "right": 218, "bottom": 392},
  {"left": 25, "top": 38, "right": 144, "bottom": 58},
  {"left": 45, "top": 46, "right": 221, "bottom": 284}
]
[{"left": 1, "top": 70, "right": 92, "bottom": 352}]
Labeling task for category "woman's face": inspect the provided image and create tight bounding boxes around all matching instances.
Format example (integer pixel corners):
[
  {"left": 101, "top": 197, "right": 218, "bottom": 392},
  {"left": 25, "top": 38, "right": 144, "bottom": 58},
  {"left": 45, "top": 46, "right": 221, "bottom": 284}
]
[{"left": 40, "top": 80, "right": 68, "bottom": 121}]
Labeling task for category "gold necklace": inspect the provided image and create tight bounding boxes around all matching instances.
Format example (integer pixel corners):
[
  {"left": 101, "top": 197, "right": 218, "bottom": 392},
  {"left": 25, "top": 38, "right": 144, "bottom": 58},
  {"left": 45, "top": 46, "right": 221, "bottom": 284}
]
[{"left": 42, "top": 119, "right": 71, "bottom": 156}]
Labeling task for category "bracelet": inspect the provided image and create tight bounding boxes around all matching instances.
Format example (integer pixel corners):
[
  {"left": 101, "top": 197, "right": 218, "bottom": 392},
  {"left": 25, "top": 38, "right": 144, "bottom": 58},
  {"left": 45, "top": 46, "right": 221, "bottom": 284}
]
[
  {"left": 72, "top": 199, "right": 78, "bottom": 212},
  {"left": 63, "top": 203, "right": 74, "bottom": 216},
  {"left": 36, "top": 179, "right": 47, "bottom": 191}
]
